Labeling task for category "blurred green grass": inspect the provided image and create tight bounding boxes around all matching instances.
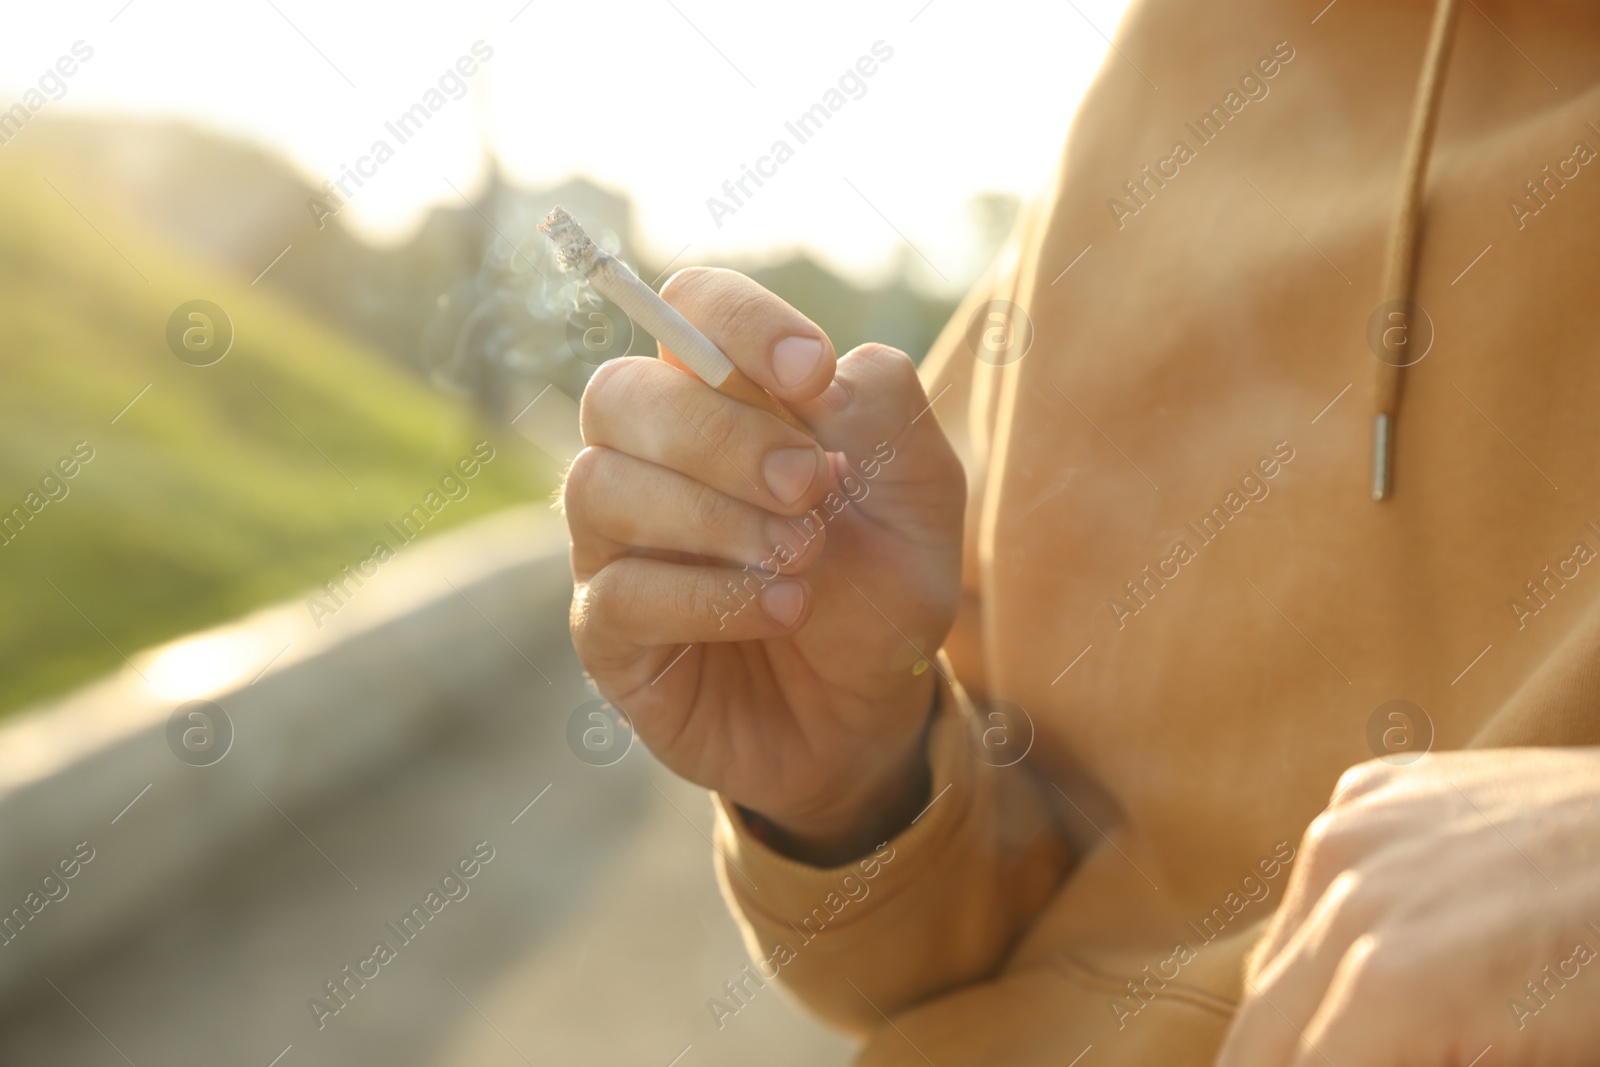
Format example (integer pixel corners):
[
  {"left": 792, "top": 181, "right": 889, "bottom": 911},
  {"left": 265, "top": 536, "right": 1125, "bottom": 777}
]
[{"left": 0, "top": 153, "right": 552, "bottom": 717}]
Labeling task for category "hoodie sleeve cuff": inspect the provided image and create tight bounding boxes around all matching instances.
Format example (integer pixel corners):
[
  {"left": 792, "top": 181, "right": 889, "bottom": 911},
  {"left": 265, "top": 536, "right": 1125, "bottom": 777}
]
[{"left": 711, "top": 656, "right": 976, "bottom": 938}]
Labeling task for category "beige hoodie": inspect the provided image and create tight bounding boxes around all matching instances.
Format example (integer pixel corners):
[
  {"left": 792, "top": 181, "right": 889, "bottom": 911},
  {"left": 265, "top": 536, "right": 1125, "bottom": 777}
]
[{"left": 712, "top": 0, "right": 1600, "bottom": 1062}]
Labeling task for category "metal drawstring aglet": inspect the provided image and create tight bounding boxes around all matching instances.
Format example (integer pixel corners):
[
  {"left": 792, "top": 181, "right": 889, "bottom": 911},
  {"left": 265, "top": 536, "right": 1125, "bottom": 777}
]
[{"left": 1371, "top": 413, "right": 1392, "bottom": 502}]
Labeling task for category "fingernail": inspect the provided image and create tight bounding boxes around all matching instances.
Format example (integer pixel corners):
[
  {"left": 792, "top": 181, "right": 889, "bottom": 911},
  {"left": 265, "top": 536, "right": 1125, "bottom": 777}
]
[
  {"left": 764, "top": 447, "right": 820, "bottom": 505},
  {"left": 762, "top": 581, "right": 805, "bottom": 627},
  {"left": 822, "top": 378, "right": 851, "bottom": 413},
  {"left": 772, "top": 336, "right": 823, "bottom": 388}
]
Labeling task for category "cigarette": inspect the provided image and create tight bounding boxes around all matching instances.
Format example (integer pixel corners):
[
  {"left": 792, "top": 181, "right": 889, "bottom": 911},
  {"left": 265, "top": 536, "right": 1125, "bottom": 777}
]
[{"left": 539, "top": 206, "right": 811, "bottom": 435}]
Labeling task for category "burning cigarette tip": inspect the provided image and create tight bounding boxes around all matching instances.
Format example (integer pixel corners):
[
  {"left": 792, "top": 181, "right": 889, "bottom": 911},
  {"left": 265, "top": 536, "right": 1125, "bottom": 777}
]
[
  {"left": 538, "top": 205, "right": 603, "bottom": 275},
  {"left": 535, "top": 202, "right": 736, "bottom": 388}
]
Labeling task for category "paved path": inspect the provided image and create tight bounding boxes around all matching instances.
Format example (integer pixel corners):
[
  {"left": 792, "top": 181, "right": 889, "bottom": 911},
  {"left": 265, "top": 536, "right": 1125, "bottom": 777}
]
[{"left": 0, "top": 640, "right": 853, "bottom": 1067}]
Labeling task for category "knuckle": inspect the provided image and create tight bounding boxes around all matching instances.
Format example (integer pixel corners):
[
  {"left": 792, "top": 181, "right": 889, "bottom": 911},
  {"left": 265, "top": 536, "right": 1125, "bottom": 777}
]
[
  {"left": 658, "top": 265, "right": 715, "bottom": 309},
  {"left": 563, "top": 448, "right": 640, "bottom": 541},
  {"left": 1301, "top": 809, "right": 1402, "bottom": 900},
  {"left": 846, "top": 342, "right": 929, "bottom": 416},
  {"left": 579, "top": 357, "right": 647, "bottom": 440},
  {"left": 854, "top": 340, "right": 914, "bottom": 369},
  {"left": 690, "top": 388, "right": 749, "bottom": 458},
  {"left": 618, "top": 569, "right": 657, "bottom": 627},
  {"left": 685, "top": 480, "right": 732, "bottom": 535},
  {"left": 851, "top": 341, "right": 919, "bottom": 386},
  {"left": 568, "top": 594, "right": 588, "bottom": 647},
  {"left": 1302, "top": 809, "right": 1353, "bottom": 868},
  {"left": 1342, "top": 934, "right": 1411, "bottom": 1001},
  {"left": 672, "top": 570, "right": 713, "bottom": 621},
  {"left": 1333, "top": 759, "right": 1392, "bottom": 803},
  {"left": 579, "top": 563, "right": 643, "bottom": 632},
  {"left": 569, "top": 577, "right": 603, "bottom": 644},
  {"left": 708, "top": 283, "right": 768, "bottom": 339},
  {"left": 561, "top": 446, "right": 604, "bottom": 508},
  {"left": 574, "top": 567, "right": 615, "bottom": 629},
  {"left": 1318, "top": 868, "right": 1369, "bottom": 932},
  {"left": 661, "top": 267, "right": 765, "bottom": 340}
]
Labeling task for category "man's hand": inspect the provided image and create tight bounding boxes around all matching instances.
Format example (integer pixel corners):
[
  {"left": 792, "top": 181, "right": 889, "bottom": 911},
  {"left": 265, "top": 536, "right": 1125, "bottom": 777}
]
[
  {"left": 562, "top": 268, "right": 966, "bottom": 866},
  {"left": 1217, "top": 747, "right": 1600, "bottom": 1067}
]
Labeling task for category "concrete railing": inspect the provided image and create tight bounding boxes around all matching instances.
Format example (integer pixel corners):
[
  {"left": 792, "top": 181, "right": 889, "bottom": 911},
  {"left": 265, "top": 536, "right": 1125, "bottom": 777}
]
[{"left": 0, "top": 506, "right": 573, "bottom": 1006}]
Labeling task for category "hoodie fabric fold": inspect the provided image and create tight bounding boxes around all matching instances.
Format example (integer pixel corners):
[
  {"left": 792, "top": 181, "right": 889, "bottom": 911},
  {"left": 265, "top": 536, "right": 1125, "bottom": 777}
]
[{"left": 712, "top": 1, "right": 1600, "bottom": 1062}]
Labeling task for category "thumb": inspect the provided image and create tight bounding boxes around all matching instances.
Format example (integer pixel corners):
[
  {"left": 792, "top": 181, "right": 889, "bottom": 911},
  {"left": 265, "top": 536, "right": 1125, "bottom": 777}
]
[{"left": 793, "top": 343, "right": 963, "bottom": 504}]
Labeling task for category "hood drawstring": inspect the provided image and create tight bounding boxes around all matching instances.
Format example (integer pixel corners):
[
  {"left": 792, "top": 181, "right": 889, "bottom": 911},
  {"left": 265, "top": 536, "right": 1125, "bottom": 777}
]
[{"left": 1373, "top": 0, "right": 1462, "bottom": 501}]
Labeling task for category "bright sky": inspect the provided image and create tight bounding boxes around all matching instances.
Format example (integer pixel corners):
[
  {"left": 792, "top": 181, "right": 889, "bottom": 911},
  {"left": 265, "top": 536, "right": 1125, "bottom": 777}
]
[{"left": 1, "top": 0, "right": 1131, "bottom": 289}]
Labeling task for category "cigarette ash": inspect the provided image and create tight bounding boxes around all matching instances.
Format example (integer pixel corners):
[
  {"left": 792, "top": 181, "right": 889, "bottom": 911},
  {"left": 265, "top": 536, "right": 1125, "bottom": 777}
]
[{"left": 538, "top": 205, "right": 606, "bottom": 275}]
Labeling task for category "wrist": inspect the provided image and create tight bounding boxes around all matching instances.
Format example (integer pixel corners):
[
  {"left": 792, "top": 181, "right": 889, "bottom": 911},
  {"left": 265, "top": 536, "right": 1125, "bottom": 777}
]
[{"left": 742, "top": 674, "right": 939, "bottom": 866}]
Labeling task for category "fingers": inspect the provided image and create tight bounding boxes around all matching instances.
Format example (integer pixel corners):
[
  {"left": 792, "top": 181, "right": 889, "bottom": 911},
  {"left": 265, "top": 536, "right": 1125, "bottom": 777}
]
[
  {"left": 790, "top": 342, "right": 968, "bottom": 542},
  {"left": 581, "top": 356, "right": 831, "bottom": 515},
  {"left": 1286, "top": 939, "right": 1403, "bottom": 1067},
  {"left": 1251, "top": 784, "right": 1415, "bottom": 974},
  {"left": 789, "top": 342, "right": 939, "bottom": 452},
  {"left": 1219, "top": 872, "right": 1370, "bottom": 1067},
  {"left": 658, "top": 267, "right": 838, "bottom": 403},
  {"left": 571, "top": 557, "right": 811, "bottom": 665},
  {"left": 1249, "top": 817, "right": 1334, "bottom": 979},
  {"left": 564, "top": 445, "right": 826, "bottom": 579}
]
